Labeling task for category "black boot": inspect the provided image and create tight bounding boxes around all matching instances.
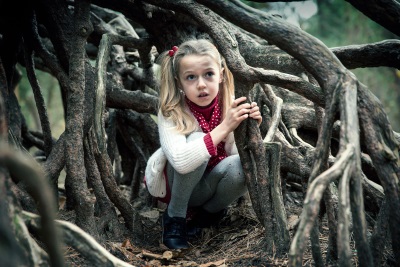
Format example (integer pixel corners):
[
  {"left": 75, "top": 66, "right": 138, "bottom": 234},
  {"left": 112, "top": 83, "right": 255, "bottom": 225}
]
[
  {"left": 162, "top": 211, "right": 189, "bottom": 249},
  {"left": 187, "top": 207, "right": 227, "bottom": 229}
]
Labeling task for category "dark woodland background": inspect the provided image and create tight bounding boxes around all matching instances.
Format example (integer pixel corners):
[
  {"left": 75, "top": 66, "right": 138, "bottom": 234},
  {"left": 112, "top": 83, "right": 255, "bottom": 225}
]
[
  {"left": 1, "top": 0, "right": 400, "bottom": 266},
  {"left": 17, "top": 1, "right": 400, "bottom": 137}
]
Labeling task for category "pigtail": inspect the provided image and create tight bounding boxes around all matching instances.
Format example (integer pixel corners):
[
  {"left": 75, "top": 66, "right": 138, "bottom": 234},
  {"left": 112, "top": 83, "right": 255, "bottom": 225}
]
[
  {"left": 220, "top": 58, "right": 235, "bottom": 119},
  {"left": 159, "top": 51, "right": 180, "bottom": 116},
  {"left": 158, "top": 49, "right": 197, "bottom": 134}
]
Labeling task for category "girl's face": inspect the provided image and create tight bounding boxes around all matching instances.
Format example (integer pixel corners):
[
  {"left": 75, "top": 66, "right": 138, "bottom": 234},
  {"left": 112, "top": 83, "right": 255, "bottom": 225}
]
[{"left": 177, "top": 55, "right": 223, "bottom": 107}]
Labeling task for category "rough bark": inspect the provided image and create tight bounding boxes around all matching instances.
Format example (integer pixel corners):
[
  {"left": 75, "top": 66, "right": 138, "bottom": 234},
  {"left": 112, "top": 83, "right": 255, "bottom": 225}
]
[
  {"left": 84, "top": 136, "right": 125, "bottom": 239},
  {"left": 358, "top": 84, "right": 400, "bottom": 264},
  {"left": 92, "top": 32, "right": 144, "bottom": 231},
  {"left": 265, "top": 142, "right": 290, "bottom": 255},
  {"left": 370, "top": 199, "right": 391, "bottom": 266},
  {"left": 64, "top": 0, "right": 98, "bottom": 237}
]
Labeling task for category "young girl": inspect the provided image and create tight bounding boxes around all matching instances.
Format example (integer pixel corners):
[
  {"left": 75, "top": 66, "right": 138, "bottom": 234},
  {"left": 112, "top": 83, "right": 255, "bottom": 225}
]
[{"left": 146, "top": 39, "right": 261, "bottom": 249}]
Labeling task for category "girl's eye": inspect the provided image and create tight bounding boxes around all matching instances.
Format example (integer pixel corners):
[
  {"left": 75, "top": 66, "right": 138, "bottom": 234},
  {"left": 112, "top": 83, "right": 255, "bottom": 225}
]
[
  {"left": 187, "top": 75, "right": 195, "bottom": 80},
  {"left": 205, "top": 72, "right": 214, "bottom": 77}
]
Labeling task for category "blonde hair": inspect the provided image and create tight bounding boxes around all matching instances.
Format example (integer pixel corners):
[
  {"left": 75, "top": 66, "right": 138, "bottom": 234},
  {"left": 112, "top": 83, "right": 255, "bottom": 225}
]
[{"left": 158, "top": 39, "right": 234, "bottom": 134}]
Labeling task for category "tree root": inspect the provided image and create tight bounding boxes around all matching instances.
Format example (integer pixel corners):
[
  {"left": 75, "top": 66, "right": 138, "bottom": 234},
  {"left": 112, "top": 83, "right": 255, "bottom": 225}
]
[
  {"left": 14, "top": 213, "right": 50, "bottom": 266},
  {"left": 289, "top": 144, "right": 354, "bottom": 266},
  {"left": 22, "top": 211, "right": 135, "bottom": 267},
  {"left": 0, "top": 143, "right": 64, "bottom": 267}
]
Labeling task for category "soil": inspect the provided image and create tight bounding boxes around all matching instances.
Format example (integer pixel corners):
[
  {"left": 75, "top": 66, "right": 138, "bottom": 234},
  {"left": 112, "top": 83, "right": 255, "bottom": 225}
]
[{"left": 61, "top": 185, "right": 395, "bottom": 267}]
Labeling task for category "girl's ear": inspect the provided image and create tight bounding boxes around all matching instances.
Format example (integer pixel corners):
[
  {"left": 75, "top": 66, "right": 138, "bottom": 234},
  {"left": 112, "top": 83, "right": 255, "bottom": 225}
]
[{"left": 219, "top": 67, "right": 225, "bottom": 83}]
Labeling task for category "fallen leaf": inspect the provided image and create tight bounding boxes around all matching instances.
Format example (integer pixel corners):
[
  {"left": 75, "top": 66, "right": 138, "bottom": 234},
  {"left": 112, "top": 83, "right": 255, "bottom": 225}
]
[
  {"left": 122, "top": 239, "right": 132, "bottom": 249},
  {"left": 162, "top": 250, "right": 173, "bottom": 260},
  {"left": 288, "top": 215, "right": 300, "bottom": 230}
]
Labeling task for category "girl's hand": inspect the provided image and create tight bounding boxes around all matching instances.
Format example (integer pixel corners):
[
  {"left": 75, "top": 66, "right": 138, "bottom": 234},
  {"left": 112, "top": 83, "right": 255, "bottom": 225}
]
[
  {"left": 210, "top": 97, "right": 262, "bottom": 147},
  {"left": 249, "top": 102, "right": 262, "bottom": 126},
  {"left": 222, "top": 96, "right": 252, "bottom": 132}
]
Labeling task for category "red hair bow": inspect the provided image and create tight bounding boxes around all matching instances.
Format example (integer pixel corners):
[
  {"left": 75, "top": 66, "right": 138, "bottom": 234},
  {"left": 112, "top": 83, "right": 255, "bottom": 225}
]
[{"left": 168, "top": 46, "right": 178, "bottom": 57}]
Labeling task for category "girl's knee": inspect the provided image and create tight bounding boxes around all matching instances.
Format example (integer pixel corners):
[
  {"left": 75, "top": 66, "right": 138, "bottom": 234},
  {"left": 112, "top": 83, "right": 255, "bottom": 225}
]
[{"left": 226, "top": 155, "right": 244, "bottom": 174}]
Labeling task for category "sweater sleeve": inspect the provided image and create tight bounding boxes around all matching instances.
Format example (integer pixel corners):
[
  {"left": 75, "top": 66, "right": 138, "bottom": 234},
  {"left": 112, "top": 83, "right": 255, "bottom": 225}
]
[
  {"left": 204, "top": 133, "right": 217, "bottom": 156},
  {"left": 158, "top": 112, "right": 211, "bottom": 174}
]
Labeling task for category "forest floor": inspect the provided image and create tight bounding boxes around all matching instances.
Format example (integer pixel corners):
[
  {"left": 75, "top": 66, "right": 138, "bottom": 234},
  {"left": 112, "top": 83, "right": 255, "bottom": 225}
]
[{"left": 60, "top": 184, "right": 395, "bottom": 267}]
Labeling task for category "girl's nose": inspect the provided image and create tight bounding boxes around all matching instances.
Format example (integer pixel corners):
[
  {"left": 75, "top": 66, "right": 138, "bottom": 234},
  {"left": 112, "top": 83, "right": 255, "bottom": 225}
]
[{"left": 197, "top": 77, "right": 206, "bottom": 89}]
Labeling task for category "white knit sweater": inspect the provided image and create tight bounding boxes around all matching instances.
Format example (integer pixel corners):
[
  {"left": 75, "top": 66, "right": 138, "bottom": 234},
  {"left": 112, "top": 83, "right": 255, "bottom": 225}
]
[
  {"left": 158, "top": 111, "right": 238, "bottom": 175},
  {"left": 145, "top": 111, "right": 238, "bottom": 197}
]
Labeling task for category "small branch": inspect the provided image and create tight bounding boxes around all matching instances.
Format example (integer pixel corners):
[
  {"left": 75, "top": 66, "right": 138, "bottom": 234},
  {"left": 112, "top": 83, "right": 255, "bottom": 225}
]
[
  {"left": 142, "top": 250, "right": 164, "bottom": 260},
  {"left": 261, "top": 84, "right": 283, "bottom": 143},
  {"left": 253, "top": 68, "right": 325, "bottom": 108},
  {"left": 106, "top": 87, "right": 158, "bottom": 114},
  {"left": 142, "top": 250, "right": 184, "bottom": 261},
  {"left": 29, "top": 10, "right": 70, "bottom": 90},
  {"left": 289, "top": 128, "right": 313, "bottom": 148},
  {"left": 337, "top": 163, "right": 352, "bottom": 267},
  {"left": 21, "top": 128, "right": 45, "bottom": 151},
  {"left": 23, "top": 40, "right": 53, "bottom": 157},
  {"left": 278, "top": 120, "right": 294, "bottom": 145}
]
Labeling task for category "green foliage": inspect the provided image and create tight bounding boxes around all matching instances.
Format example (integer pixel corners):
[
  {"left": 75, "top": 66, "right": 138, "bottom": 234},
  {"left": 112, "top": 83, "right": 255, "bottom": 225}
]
[
  {"left": 303, "top": 0, "right": 400, "bottom": 131},
  {"left": 16, "top": 65, "right": 65, "bottom": 138}
]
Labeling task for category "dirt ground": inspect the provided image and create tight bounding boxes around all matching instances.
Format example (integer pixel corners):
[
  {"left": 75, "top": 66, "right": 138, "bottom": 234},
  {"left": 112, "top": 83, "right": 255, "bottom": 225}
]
[{"left": 62, "top": 185, "right": 395, "bottom": 267}]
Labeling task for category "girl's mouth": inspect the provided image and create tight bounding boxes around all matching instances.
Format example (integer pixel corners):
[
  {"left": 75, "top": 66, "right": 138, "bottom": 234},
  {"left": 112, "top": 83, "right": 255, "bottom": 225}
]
[{"left": 199, "top": 92, "right": 208, "bottom": 97}]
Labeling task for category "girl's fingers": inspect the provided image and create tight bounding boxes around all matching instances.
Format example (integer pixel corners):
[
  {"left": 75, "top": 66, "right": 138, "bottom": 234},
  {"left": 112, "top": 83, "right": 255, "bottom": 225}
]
[
  {"left": 248, "top": 103, "right": 262, "bottom": 125},
  {"left": 248, "top": 103, "right": 259, "bottom": 116},
  {"left": 250, "top": 106, "right": 259, "bottom": 113},
  {"left": 231, "top": 96, "right": 247, "bottom": 108},
  {"left": 225, "top": 99, "right": 263, "bottom": 129},
  {"left": 231, "top": 99, "right": 260, "bottom": 122}
]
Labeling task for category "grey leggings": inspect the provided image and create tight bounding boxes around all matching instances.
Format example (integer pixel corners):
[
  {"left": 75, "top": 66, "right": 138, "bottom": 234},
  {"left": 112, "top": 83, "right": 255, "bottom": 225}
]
[{"left": 166, "top": 134, "right": 247, "bottom": 218}]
